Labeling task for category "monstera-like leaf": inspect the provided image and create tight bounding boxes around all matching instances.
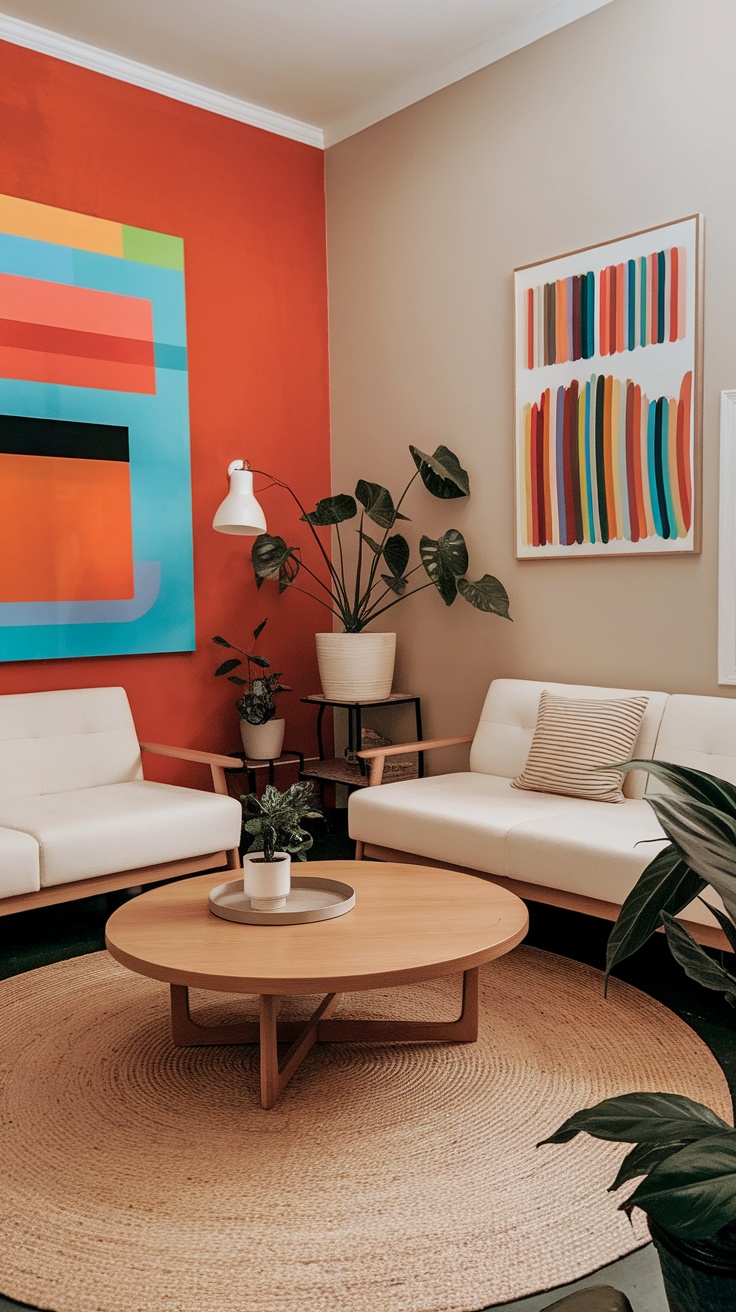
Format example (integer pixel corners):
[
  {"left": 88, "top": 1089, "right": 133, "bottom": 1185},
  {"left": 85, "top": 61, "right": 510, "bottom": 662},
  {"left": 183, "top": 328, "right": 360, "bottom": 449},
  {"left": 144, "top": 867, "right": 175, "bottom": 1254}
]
[
  {"left": 301, "top": 494, "right": 357, "bottom": 526},
  {"left": 355, "top": 481, "right": 409, "bottom": 529},
  {"left": 420, "top": 530, "right": 468, "bottom": 605},
  {"left": 410, "top": 445, "right": 469, "bottom": 499},
  {"left": 458, "top": 575, "right": 511, "bottom": 617}
]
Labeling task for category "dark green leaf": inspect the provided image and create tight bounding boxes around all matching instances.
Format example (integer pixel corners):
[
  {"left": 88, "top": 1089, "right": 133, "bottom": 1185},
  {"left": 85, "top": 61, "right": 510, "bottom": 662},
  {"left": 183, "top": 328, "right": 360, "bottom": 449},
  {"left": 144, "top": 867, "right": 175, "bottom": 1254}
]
[
  {"left": 359, "top": 531, "right": 384, "bottom": 556},
  {"left": 697, "top": 898, "right": 736, "bottom": 954},
  {"left": 410, "top": 444, "right": 470, "bottom": 499},
  {"left": 383, "top": 533, "right": 410, "bottom": 579},
  {"left": 609, "top": 1141, "right": 693, "bottom": 1194},
  {"left": 539, "top": 1092, "right": 729, "bottom": 1147},
  {"left": 212, "top": 635, "right": 235, "bottom": 649},
  {"left": 622, "top": 1132, "right": 736, "bottom": 1238},
  {"left": 605, "top": 846, "right": 706, "bottom": 982},
  {"left": 214, "top": 658, "right": 241, "bottom": 677},
  {"left": 380, "top": 574, "right": 408, "bottom": 595},
  {"left": 301, "top": 494, "right": 357, "bottom": 526},
  {"left": 620, "top": 759, "right": 736, "bottom": 820},
  {"left": 420, "top": 529, "right": 469, "bottom": 605},
  {"left": 457, "top": 574, "right": 511, "bottom": 618},
  {"left": 252, "top": 534, "right": 297, "bottom": 579},
  {"left": 661, "top": 912, "right": 736, "bottom": 1004},
  {"left": 355, "top": 481, "right": 408, "bottom": 528},
  {"left": 228, "top": 675, "right": 247, "bottom": 686},
  {"left": 645, "top": 795, "right": 736, "bottom": 917},
  {"left": 253, "top": 619, "right": 267, "bottom": 641}
]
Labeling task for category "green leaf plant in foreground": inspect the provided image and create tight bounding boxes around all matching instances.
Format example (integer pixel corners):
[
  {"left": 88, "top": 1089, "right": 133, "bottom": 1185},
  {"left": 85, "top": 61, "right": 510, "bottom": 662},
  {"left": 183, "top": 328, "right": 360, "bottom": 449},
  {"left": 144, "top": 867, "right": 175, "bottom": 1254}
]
[
  {"left": 248, "top": 444, "right": 510, "bottom": 632},
  {"left": 241, "top": 781, "right": 323, "bottom": 864},
  {"left": 542, "top": 758, "right": 736, "bottom": 1241}
]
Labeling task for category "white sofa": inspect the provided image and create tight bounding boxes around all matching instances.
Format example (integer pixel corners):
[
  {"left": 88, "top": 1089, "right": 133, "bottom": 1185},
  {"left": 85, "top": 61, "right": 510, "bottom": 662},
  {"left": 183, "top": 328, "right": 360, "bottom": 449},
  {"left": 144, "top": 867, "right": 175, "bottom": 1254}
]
[
  {"left": 349, "top": 678, "right": 734, "bottom": 948},
  {"left": 0, "top": 686, "right": 243, "bottom": 915}
]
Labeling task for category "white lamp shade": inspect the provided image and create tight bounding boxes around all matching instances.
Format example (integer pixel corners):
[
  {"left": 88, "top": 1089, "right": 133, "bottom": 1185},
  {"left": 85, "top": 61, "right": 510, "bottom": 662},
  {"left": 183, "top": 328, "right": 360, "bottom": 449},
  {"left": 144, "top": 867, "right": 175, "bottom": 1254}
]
[{"left": 213, "top": 467, "right": 267, "bottom": 535}]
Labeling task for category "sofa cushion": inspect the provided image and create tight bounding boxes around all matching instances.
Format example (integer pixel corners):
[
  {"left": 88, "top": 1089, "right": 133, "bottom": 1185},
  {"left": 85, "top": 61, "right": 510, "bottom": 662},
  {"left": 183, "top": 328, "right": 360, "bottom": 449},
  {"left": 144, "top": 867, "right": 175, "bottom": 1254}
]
[
  {"left": 649, "top": 693, "right": 736, "bottom": 790},
  {"left": 504, "top": 804, "right": 723, "bottom": 929},
  {"left": 0, "top": 781, "right": 242, "bottom": 887},
  {"left": 0, "top": 826, "right": 41, "bottom": 897},
  {"left": 349, "top": 771, "right": 723, "bottom": 930},
  {"left": 469, "top": 680, "right": 669, "bottom": 799},
  {"left": 0, "top": 687, "right": 142, "bottom": 800},
  {"left": 512, "top": 691, "right": 649, "bottom": 803}
]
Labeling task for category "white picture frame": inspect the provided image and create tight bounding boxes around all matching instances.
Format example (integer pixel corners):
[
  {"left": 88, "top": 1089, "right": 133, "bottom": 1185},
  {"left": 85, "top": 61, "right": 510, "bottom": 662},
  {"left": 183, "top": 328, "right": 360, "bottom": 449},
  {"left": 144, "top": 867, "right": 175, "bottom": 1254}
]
[{"left": 718, "top": 389, "right": 736, "bottom": 684}]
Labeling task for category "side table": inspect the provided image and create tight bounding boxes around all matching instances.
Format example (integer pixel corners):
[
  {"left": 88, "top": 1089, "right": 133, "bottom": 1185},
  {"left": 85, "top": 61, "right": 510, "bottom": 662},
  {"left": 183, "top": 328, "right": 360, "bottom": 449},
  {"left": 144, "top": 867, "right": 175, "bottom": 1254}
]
[
  {"left": 300, "top": 693, "right": 424, "bottom": 795},
  {"left": 224, "top": 749, "right": 305, "bottom": 797}
]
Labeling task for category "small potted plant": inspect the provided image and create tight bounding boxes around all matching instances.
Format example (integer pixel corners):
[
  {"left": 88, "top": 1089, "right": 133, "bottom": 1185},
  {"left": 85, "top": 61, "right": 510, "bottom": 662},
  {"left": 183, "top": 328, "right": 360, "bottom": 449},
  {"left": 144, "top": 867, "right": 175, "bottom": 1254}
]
[
  {"left": 212, "top": 620, "right": 290, "bottom": 760},
  {"left": 539, "top": 759, "right": 736, "bottom": 1311},
  {"left": 241, "top": 781, "right": 323, "bottom": 911}
]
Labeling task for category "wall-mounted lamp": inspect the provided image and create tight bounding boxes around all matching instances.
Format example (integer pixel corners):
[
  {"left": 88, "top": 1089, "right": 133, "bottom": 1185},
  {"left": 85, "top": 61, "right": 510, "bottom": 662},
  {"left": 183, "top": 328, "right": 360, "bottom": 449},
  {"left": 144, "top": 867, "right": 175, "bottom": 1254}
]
[{"left": 212, "top": 459, "right": 268, "bottom": 536}]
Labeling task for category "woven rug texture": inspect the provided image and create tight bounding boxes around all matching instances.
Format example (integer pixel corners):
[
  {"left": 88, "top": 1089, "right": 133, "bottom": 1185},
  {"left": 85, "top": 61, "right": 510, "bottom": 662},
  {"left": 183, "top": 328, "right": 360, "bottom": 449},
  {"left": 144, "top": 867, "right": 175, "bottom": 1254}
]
[{"left": 0, "top": 946, "right": 730, "bottom": 1312}]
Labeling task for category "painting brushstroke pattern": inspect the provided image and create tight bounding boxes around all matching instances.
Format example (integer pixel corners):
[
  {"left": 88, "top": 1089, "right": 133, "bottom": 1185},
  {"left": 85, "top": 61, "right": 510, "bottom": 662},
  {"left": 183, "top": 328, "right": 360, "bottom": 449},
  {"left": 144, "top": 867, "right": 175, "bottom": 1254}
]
[
  {"left": 521, "top": 372, "right": 693, "bottom": 548},
  {"left": 525, "top": 245, "right": 687, "bottom": 369}
]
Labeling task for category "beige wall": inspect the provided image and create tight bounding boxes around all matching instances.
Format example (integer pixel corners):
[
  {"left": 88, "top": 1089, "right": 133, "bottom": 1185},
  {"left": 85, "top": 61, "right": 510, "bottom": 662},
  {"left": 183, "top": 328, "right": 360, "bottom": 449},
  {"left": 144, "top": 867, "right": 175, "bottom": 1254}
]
[{"left": 325, "top": 0, "right": 736, "bottom": 752}]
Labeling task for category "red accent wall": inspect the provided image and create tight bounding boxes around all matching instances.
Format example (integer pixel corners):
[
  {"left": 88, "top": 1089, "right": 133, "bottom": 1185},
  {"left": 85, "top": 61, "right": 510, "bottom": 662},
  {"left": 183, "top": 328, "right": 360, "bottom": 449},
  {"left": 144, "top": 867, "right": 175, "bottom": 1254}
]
[{"left": 0, "top": 41, "right": 331, "bottom": 783}]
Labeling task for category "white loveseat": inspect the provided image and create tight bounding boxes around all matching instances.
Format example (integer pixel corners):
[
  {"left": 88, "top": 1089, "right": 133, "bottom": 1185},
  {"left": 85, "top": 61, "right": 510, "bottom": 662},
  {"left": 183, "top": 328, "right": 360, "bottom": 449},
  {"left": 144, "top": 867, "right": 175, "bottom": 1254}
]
[
  {"left": 349, "top": 678, "right": 734, "bottom": 948},
  {"left": 0, "top": 686, "right": 243, "bottom": 915}
]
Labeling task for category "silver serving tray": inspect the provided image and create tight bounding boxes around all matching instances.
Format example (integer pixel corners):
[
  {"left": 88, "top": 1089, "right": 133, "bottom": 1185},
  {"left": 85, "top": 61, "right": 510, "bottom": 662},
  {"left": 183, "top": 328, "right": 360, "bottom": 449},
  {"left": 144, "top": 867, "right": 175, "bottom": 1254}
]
[{"left": 208, "top": 875, "right": 356, "bottom": 925}]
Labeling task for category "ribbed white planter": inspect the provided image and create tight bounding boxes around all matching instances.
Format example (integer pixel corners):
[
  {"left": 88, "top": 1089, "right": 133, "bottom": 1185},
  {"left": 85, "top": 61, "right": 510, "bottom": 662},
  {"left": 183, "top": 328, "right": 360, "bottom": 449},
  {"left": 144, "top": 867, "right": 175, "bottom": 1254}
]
[
  {"left": 243, "top": 851, "right": 291, "bottom": 911},
  {"left": 239, "top": 717, "right": 285, "bottom": 761},
  {"left": 315, "top": 632, "right": 396, "bottom": 701}
]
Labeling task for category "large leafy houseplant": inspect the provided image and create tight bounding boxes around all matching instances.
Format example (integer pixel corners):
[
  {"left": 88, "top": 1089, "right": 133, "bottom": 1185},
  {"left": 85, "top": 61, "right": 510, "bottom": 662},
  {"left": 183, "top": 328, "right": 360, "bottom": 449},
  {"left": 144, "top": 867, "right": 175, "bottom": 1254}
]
[
  {"left": 540, "top": 760, "right": 736, "bottom": 1306},
  {"left": 250, "top": 444, "right": 510, "bottom": 631}
]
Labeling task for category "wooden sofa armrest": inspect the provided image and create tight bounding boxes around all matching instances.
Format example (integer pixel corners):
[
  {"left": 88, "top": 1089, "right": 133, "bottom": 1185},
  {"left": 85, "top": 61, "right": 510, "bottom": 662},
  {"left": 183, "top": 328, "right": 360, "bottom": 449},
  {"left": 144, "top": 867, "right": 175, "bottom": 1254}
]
[
  {"left": 357, "top": 734, "right": 473, "bottom": 787},
  {"left": 139, "top": 742, "right": 242, "bottom": 795}
]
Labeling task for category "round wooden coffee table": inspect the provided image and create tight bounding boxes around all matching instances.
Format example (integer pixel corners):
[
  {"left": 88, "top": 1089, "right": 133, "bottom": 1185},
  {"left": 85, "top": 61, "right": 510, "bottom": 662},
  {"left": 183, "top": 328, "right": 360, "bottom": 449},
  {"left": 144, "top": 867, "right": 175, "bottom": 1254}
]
[{"left": 105, "top": 860, "right": 528, "bottom": 1108}]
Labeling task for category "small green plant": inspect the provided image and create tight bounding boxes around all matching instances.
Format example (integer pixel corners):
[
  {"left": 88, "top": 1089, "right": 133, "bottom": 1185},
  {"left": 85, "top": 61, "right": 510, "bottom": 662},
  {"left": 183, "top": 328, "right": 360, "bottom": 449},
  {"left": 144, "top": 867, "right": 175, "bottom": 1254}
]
[
  {"left": 212, "top": 619, "right": 290, "bottom": 725},
  {"left": 241, "top": 781, "right": 323, "bottom": 863},
  {"left": 250, "top": 444, "right": 510, "bottom": 632}
]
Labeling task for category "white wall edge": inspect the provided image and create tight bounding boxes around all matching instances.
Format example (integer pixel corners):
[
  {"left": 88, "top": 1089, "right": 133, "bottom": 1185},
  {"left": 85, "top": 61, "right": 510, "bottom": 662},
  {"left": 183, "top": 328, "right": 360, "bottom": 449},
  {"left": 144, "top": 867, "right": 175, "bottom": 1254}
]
[
  {"left": 323, "top": 0, "right": 615, "bottom": 146},
  {"left": 718, "top": 391, "right": 736, "bottom": 684},
  {"left": 0, "top": 12, "right": 324, "bottom": 149}
]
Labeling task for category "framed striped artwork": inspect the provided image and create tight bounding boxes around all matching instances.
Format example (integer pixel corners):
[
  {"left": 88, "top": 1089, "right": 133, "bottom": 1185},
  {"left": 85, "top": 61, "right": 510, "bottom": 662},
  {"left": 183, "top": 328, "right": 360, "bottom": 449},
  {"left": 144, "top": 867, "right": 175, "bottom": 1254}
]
[{"left": 514, "top": 215, "right": 702, "bottom": 558}]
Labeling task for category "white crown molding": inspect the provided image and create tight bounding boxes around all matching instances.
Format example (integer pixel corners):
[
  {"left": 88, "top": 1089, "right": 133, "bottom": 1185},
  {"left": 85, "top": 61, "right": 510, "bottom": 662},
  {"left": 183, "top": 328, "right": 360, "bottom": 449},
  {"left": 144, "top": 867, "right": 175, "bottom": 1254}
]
[
  {"left": 323, "top": 0, "right": 614, "bottom": 147},
  {"left": 0, "top": 12, "right": 324, "bottom": 149}
]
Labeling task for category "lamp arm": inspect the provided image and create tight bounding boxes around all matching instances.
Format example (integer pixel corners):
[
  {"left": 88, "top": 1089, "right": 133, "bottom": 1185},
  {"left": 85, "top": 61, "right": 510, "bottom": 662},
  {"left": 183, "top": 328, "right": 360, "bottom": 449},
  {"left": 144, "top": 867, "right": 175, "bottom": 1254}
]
[{"left": 251, "top": 468, "right": 351, "bottom": 615}]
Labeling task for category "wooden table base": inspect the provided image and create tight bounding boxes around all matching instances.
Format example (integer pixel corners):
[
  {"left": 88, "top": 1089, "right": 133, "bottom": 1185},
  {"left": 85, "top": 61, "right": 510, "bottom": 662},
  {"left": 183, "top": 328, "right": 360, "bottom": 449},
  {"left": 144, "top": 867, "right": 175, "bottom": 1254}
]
[{"left": 170, "top": 967, "right": 479, "bottom": 1109}]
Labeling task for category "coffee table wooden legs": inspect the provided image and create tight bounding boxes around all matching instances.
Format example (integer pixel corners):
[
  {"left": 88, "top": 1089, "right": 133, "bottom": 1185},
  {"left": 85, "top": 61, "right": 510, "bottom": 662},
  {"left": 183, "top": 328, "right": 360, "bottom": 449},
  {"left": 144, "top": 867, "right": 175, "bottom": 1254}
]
[{"left": 169, "top": 966, "right": 479, "bottom": 1109}]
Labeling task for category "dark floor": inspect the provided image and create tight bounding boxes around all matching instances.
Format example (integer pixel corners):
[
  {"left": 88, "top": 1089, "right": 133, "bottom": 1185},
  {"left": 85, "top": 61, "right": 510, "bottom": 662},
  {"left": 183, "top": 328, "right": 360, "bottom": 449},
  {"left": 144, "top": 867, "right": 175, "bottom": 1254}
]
[{"left": 1, "top": 813, "right": 734, "bottom": 1312}]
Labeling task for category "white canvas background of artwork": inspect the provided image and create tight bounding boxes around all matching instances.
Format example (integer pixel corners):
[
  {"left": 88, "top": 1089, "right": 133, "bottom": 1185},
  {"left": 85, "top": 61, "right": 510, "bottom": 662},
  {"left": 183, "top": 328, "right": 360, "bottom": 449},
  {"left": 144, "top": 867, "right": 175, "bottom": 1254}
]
[{"left": 513, "top": 217, "right": 698, "bottom": 557}]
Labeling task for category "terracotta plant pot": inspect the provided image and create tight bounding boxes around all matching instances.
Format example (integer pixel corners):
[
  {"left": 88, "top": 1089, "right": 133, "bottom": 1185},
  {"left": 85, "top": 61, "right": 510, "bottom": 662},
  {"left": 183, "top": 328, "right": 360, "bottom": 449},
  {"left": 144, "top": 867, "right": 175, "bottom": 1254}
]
[
  {"left": 649, "top": 1218, "right": 736, "bottom": 1312},
  {"left": 239, "top": 717, "right": 285, "bottom": 761},
  {"left": 242, "top": 851, "right": 291, "bottom": 911},
  {"left": 315, "top": 632, "right": 396, "bottom": 701}
]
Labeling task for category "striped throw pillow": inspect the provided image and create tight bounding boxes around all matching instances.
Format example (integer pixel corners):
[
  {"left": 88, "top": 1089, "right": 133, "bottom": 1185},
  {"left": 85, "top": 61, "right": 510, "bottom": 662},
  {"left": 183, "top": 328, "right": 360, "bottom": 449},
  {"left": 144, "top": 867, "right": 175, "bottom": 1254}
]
[{"left": 512, "top": 691, "right": 649, "bottom": 803}]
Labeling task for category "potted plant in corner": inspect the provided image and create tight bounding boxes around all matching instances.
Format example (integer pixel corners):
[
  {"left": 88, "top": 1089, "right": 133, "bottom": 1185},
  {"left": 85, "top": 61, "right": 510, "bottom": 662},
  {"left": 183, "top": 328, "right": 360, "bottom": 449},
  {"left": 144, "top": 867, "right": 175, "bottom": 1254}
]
[
  {"left": 539, "top": 759, "right": 736, "bottom": 1312},
  {"left": 213, "top": 619, "right": 290, "bottom": 760},
  {"left": 240, "top": 781, "right": 322, "bottom": 911},
  {"left": 250, "top": 444, "right": 511, "bottom": 701}
]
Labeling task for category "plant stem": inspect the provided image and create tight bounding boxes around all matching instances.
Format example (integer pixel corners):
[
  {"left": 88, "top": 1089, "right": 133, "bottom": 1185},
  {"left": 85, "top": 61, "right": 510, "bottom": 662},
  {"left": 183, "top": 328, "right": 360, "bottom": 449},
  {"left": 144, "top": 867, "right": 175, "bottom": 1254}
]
[
  {"left": 357, "top": 472, "right": 419, "bottom": 619},
  {"left": 279, "top": 580, "right": 343, "bottom": 620},
  {"left": 361, "top": 564, "right": 423, "bottom": 622},
  {"left": 353, "top": 512, "right": 365, "bottom": 615},
  {"left": 363, "top": 580, "right": 435, "bottom": 625},
  {"left": 252, "top": 469, "right": 350, "bottom": 615}
]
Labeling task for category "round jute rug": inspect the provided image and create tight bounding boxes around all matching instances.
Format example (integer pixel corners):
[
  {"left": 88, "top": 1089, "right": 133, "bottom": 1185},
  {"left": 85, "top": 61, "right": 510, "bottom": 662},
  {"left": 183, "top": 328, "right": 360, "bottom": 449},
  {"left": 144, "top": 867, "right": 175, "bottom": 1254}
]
[{"left": 0, "top": 948, "right": 730, "bottom": 1312}]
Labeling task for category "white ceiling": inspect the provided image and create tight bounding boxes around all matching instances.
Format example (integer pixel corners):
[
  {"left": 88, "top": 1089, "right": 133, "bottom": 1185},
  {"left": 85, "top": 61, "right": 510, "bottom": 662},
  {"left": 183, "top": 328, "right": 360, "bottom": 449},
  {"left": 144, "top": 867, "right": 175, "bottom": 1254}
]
[{"left": 0, "top": 0, "right": 614, "bottom": 147}]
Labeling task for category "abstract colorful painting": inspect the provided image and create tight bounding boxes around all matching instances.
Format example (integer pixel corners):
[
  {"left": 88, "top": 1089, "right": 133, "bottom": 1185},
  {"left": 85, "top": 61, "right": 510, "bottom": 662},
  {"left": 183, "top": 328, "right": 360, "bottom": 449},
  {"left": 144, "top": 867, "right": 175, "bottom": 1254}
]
[
  {"left": 514, "top": 216, "right": 702, "bottom": 558},
  {"left": 0, "top": 193, "right": 193, "bottom": 661}
]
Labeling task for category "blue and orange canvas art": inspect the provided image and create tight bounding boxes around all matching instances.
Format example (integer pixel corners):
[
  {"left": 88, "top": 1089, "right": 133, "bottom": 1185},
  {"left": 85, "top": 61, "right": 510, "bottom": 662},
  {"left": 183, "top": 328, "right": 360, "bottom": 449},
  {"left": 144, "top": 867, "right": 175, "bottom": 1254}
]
[
  {"left": 514, "top": 216, "right": 702, "bottom": 558},
  {"left": 0, "top": 193, "right": 194, "bottom": 660}
]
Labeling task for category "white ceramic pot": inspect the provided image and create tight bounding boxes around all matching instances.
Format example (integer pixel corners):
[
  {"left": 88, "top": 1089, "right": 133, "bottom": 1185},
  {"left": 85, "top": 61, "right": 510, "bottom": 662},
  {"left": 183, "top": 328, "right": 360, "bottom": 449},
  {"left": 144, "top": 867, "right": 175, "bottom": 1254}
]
[
  {"left": 243, "top": 851, "right": 291, "bottom": 911},
  {"left": 239, "top": 717, "right": 285, "bottom": 761},
  {"left": 315, "top": 632, "right": 396, "bottom": 701}
]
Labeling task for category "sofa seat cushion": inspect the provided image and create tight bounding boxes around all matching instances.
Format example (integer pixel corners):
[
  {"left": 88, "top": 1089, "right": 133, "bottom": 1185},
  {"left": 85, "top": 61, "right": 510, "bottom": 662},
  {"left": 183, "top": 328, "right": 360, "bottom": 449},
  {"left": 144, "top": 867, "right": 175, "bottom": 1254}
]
[
  {"left": 349, "top": 772, "right": 724, "bottom": 930},
  {"left": 0, "top": 826, "right": 41, "bottom": 897},
  {"left": 0, "top": 781, "right": 242, "bottom": 888},
  {"left": 349, "top": 772, "right": 618, "bottom": 877}
]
